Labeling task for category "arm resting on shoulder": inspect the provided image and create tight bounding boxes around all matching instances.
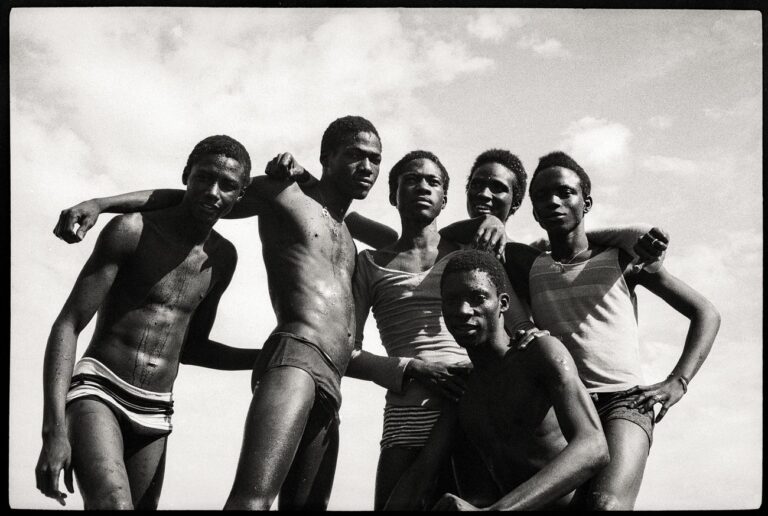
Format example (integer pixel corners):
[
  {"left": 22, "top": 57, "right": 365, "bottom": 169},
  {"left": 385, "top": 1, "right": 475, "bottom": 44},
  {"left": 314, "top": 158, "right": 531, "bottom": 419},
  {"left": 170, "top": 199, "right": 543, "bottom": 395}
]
[{"left": 345, "top": 211, "right": 398, "bottom": 250}]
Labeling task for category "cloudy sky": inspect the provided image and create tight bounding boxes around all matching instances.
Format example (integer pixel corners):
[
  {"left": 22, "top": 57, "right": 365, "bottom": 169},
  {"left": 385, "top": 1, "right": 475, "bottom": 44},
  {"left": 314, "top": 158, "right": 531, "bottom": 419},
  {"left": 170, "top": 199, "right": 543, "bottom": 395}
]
[{"left": 10, "top": 7, "right": 761, "bottom": 510}]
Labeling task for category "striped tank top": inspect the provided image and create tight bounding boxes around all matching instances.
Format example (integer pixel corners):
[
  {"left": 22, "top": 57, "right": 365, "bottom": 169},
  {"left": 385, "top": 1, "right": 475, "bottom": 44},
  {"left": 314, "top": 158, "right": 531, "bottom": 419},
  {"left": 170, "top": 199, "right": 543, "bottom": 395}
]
[{"left": 529, "top": 247, "right": 644, "bottom": 393}]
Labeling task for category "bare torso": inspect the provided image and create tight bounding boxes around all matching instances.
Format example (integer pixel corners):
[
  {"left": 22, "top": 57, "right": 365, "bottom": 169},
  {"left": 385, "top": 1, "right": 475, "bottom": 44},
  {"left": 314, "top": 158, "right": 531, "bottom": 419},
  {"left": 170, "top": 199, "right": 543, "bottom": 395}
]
[
  {"left": 457, "top": 350, "right": 572, "bottom": 508},
  {"left": 83, "top": 212, "right": 233, "bottom": 392},
  {"left": 258, "top": 183, "right": 358, "bottom": 372}
]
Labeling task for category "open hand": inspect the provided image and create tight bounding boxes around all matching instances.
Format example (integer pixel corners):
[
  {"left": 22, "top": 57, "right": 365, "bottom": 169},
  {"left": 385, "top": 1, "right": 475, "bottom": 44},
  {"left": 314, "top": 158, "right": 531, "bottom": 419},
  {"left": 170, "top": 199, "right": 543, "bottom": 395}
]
[
  {"left": 406, "top": 359, "right": 473, "bottom": 403},
  {"left": 53, "top": 200, "right": 102, "bottom": 243},
  {"left": 264, "top": 152, "right": 307, "bottom": 182},
  {"left": 509, "top": 328, "right": 550, "bottom": 351},
  {"left": 432, "top": 493, "right": 482, "bottom": 511},
  {"left": 35, "top": 435, "right": 74, "bottom": 506},
  {"left": 626, "top": 375, "right": 686, "bottom": 423}
]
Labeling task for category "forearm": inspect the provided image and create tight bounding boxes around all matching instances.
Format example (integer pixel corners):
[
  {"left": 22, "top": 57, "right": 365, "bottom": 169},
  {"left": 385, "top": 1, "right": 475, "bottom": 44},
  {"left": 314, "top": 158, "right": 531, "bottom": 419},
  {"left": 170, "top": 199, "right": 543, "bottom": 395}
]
[
  {"left": 440, "top": 215, "right": 498, "bottom": 244},
  {"left": 92, "top": 189, "right": 184, "bottom": 213},
  {"left": 587, "top": 224, "right": 652, "bottom": 255},
  {"left": 487, "top": 436, "right": 608, "bottom": 510},
  {"left": 41, "top": 323, "right": 79, "bottom": 438},
  {"left": 181, "top": 340, "right": 260, "bottom": 371},
  {"left": 346, "top": 348, "right": 411, "bottom": 392},
  {"left": 669, "top": 303, "right": 721, "bottom": 381}
]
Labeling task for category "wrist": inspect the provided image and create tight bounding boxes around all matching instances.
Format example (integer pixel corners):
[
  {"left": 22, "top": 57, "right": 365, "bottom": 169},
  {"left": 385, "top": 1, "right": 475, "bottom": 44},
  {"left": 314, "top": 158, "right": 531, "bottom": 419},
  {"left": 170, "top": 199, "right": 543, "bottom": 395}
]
[
  {"left": 90, "top": 197, "right": 107, "bottom": 212},
  {"left": 667, "top": 373, "right": 689, "bottom": 393},
  {"left": 403, "top": 357, "right": 420, "bottom": 379}
]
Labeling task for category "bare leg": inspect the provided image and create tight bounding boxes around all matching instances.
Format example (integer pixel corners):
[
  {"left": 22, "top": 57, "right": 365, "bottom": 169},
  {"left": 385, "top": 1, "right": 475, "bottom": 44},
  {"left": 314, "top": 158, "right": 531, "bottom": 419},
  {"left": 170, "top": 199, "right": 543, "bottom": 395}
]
[
  {"left": 278, "top": 401, "right": 339, "bottom": 510},
  {"left": 224, "top": 367, "right": 316, "bottom": 510},
  {"left": 67, "top": 399, "right": 133, "bottom": 510},
  {"left": 581, "top": 419, "right": 650, "bottom": 510},
  {"left": 124, "top": 432, "right": 168, "bottom": 510},
  {"left": 373, "top": 446, "right": 422, "bottom": 510},
  {"left": 451, "top": 431, "right": 500, "bottom": 507}
]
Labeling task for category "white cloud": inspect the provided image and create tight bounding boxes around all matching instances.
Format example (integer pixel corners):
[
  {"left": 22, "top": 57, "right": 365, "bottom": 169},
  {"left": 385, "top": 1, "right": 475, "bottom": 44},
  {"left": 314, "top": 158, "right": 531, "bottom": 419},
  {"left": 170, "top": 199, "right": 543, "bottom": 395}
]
[
  {"left": 648, "top": 115, "right": 674, "bottom": 129},
  {"left": 466, "top": 11, "right": 525, "bottom": 42},
  {"left": 559, "top": 116, "right": 633, "bottom": 175},
  {"left": 640, "top": 155, "right": 698, "bottom": 176},
  {"left": 516, "top": 34, "right": 570, "bottom": 58}
]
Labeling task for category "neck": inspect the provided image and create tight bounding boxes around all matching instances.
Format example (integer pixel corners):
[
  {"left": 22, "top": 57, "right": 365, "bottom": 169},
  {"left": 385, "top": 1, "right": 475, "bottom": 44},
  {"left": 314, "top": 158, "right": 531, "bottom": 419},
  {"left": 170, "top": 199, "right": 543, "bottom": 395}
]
[
  {"left": 397, "top": 217, "right": 440, "bottom": 251},
  {"left": 317, "top": 179, "right": 352, "bottom": 221},
  {"left": 467, "top": 326, "right": 510, "bottom": 372},
  {"left": 169, "top": 204, "right": 214, "bottom": 244},
  {"left": 549, "top": 223, "right": 589, "bottom": 261}
]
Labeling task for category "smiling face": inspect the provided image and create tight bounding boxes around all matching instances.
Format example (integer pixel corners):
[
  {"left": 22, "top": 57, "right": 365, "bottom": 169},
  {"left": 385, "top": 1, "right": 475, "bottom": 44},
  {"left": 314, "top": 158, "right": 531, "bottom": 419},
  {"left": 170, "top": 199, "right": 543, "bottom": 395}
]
[
  {"left": 529, "top": 165, "right": 592, "bottom": 235},
  {"left": 441, "top": 269, "right": 509, "bottom": 350},
  {"left": 466, "top": 162, "right": 520, "bottom": 221},
  {"left": 393, "top": 158, "right": 447, "bottom": 224},
  {"left": 323, "top": 131, "right": 382, "bottom": 200},
  {"left": 183, "top": 153, "right": 247, "bottom": 224}
]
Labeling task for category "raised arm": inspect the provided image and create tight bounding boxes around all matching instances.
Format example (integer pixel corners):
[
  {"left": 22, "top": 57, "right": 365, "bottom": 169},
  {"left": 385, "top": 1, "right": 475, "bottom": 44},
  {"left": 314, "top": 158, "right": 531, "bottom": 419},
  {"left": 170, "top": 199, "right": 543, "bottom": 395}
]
[
  {"left": 626, "top": 267, "right": 721, "bottom": 422},
  {"left": 179, "top": 243, "right": 260, "bottom": 370},
  {"left": 479, "top": 338, "right": 609, "bottom": 511},
  {"left": 587, "top": 225, "right": 669, "bottom": 271},
  {"left": 384, "top": 406, "right": 460, "bottom": 510},
  {"left": 53, "top": 189, "right": 184, "bottom": 243},
  {"left": 36, "top": 215, "right": 137, "bottom": 505}
]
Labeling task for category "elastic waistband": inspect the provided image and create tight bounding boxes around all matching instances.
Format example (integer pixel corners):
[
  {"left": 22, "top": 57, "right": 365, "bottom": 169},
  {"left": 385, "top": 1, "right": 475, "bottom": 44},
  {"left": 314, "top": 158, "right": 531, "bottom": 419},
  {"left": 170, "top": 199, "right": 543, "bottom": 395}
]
[
  {"left": 267, "top": 332, "right": 342, "bottom": 380},
  {"left": 73, "top": 357, "right": 173, "bottom": 403}
]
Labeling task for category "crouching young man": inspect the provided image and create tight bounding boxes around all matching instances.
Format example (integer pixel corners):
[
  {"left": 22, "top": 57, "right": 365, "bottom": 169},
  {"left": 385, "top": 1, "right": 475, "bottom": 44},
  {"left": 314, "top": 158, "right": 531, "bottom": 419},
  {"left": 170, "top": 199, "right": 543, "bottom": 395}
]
[{"left": 384, "top": 250, "right": 610, "bottom": 510}]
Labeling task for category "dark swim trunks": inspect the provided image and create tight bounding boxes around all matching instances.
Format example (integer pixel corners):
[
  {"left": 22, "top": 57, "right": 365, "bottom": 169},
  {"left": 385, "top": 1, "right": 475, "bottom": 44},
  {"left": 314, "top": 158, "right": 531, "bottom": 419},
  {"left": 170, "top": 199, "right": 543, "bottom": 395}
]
[
  {"left": 251, "top": 332, "right": 343, "bottom": 421},
  {"left": 590, "top": 390, "right": 655, "bottom": 448}
]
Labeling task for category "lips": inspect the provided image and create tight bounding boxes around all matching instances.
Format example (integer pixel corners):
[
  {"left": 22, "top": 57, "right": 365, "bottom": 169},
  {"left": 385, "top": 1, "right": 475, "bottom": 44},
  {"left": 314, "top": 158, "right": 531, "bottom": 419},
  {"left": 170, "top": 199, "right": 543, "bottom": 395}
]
[{"left": 198, "top": 202, "right": 220, "bottom": 214}]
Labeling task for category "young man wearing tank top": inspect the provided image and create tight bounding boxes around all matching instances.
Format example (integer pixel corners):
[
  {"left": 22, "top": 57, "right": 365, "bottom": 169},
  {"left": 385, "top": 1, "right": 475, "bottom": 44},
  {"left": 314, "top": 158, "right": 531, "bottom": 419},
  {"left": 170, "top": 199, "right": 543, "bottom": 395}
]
[{"left": 526, "top": 151, "right": 721, "bottom": 509}]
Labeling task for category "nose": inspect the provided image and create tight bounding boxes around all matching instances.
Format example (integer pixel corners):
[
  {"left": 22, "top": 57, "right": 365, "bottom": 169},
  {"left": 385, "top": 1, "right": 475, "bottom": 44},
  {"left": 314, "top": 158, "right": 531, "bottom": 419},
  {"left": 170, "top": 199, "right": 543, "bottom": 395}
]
[
  {"left": 457, "top": 299, "right": 474, "bottom": 317},
  {"left": 416, "top": 177, "right": 431, "bottom": 192},
  {"left": 359, "top": 157, "right": 372, "bottom": 173},
  {"left": 203, "top": 180, "right": 221, "bottom": 199},
  {"left": 474, "top": 185, "right": 491, "bottom": 200}
]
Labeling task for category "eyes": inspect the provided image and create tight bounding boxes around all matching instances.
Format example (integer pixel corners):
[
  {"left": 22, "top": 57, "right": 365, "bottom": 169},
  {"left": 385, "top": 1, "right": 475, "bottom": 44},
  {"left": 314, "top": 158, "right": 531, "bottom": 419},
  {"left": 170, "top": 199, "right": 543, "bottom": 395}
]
[
  {"left": 531, "top": 187, "right": 577, "bottom": 201},
  {"left": 344, "top": 148, "right": 382, "bottom": 165},
  {"left": 469, "top": 179, "right": 509, "bottom": 195},
  {"left": 189, "top": 171, "right": 241, "bottom": 193},
  {"left": 402, "top": 174, "right": 443, "bottom": 187},
  {"left": 443, "top": 292, "right": 489, "bottom": 307}
]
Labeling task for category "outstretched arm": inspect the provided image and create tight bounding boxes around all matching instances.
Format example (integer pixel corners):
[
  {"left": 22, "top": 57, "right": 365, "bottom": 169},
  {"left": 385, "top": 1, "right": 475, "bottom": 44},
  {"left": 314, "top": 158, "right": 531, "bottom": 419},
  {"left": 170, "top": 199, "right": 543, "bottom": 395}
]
[
  {"left": 36, "top": 215, "right": 137, "bottom": 505},
  {"left": 587, "top": 225, "right": 668, "bottom": 271},
  {"left": 179, "top": 244, "right": 260, "bottom": 370},
  {"left": 384, "top": 406, "right": 460, "bottom": 510},
  {"left": 53, "top": 189, "right": 185, "bottom": 243},
  {"left": 626, "top": 267, "right": 721, "bottom": 422}
]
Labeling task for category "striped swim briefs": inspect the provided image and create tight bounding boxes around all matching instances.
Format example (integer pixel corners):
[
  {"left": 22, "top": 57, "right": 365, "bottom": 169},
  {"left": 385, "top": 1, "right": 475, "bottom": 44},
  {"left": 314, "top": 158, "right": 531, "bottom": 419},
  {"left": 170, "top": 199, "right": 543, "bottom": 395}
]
[
  {"left": 380, "top": 405, "right": 442, "bottom": 450},
  {"left": 66, "top": 357, "right": 174, "bottom": 437}
]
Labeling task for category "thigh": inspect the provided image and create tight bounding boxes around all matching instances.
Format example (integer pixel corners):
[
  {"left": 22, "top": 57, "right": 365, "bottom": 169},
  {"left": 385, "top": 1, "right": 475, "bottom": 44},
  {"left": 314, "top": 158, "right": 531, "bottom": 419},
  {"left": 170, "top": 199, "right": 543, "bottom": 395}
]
[
  {"left": 225, "top": 366, "right": 317, "bottom": 510},
  {"left": 585, "top": 418, "right": 650, "bottom": 510},
  {"left": 374, "top": 446, "right": 423, "bottom": 510},
  {"left": 279, "top": 402, "right": 340, "bottom": 511},
  {"left": 450, "top": 432, "right": 500, "bottom": 507},
  {"left": 66, "top": 398, "right": 133, "bottom": 509},
  {"left": 124, "top": 433, "right": 168, "bottom": 510}
]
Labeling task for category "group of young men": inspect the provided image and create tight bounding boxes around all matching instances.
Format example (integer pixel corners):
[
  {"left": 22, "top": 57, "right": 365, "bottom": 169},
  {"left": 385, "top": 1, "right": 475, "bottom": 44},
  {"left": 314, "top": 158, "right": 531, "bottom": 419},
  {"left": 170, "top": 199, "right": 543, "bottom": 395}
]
[{"left": 36, "top": 116, "right": 720, "bottom": 510}]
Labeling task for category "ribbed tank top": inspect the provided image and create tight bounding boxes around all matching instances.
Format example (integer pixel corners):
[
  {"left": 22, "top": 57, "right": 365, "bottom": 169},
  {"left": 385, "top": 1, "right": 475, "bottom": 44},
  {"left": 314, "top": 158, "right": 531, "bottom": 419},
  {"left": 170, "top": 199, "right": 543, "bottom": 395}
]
[{"left": 529, "top": 247, "right": 644, "bottom": 393}]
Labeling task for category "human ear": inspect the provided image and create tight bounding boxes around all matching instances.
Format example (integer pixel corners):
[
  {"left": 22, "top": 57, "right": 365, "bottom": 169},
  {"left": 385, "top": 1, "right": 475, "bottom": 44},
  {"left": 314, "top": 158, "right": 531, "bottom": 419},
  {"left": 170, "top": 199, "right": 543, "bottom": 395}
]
[
  {"left": 583, "top": 196, "right": 593, "bottom": 213},
  {"left": 499, "top": 292, "right": 510, "bottom": 313},
  {"left": 182, "top": 167, "right": 190, "bottom": 185}
]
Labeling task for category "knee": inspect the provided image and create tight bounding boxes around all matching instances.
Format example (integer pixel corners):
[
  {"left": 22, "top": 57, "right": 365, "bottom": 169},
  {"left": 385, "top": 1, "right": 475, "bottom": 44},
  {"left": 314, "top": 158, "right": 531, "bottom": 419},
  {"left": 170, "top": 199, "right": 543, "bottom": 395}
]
[
  {"left": 585, "top": 491, "right": 631, "bottom": 511},
  {"left": 85, "top": 490, "right": 134, "bottom": 510}
]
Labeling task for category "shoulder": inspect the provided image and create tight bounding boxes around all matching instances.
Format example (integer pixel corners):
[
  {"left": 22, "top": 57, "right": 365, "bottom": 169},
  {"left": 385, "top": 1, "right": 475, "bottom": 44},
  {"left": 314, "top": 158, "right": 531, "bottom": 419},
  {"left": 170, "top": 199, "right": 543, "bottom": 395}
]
[
  {"left": 207, "top": 231, "right": 238, "bottom": 266},
  {"left": 524, "top": 335, "right": 579, "bottom": 384},
  {"left": 97, "top": 213, "right": 143, "bottom": 253}
]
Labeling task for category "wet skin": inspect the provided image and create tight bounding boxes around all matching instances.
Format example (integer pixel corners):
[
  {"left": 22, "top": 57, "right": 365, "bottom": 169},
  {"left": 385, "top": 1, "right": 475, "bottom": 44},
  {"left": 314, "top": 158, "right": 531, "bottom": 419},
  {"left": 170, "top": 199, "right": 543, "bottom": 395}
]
[{"left": 36, "top": 154, "right": 248, "bottom": 508}]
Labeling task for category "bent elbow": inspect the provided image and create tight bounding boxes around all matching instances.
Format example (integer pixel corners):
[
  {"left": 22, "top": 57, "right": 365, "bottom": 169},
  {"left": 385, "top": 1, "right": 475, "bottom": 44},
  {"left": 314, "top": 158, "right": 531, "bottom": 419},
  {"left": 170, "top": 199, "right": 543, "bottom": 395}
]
[{"left": 586, "top": 434, "right": 611, "bottom": 473}]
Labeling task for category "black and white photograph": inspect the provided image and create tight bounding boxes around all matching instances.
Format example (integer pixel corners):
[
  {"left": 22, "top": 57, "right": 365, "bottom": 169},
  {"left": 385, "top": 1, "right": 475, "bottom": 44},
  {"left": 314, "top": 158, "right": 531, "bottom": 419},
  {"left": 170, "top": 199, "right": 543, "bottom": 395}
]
[{"left": 9, "top": 3, "right": 762, "bottom": 510}]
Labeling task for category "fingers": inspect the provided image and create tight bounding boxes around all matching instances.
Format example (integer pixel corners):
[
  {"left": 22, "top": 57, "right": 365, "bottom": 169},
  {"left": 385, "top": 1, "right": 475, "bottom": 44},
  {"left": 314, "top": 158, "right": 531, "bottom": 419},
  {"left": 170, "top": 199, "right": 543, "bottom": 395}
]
[
  {"left": 54, "top": 210, "right": 81, "bottom": 243},
  {"left": 446, "top": 364, "right": 473, "bottom": 376},
  {"left": 64, "top": 462, "right": 74, "bottom": 494},
  {"left": 656, "top": 405, "right": 669, "bottom": 423},
  {"left": 649, "top": 226, "right": 670, "bottom": 245}
]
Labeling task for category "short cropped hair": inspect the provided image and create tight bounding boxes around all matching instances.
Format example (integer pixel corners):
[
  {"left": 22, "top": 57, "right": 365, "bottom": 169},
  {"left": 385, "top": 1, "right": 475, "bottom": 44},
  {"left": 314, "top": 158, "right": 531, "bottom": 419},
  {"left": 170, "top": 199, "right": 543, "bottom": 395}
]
[
  {"left": 319, "top": 115, "right": 380, "bottom": 165},
  {"left": 530, "top": 151, "right": 591, "bottom": 198},
  {"left": 182, "top": 135, "right": 251, "bottom": 184},
  {"left": 466, "top": 149, "right": 527, "bottom": 216},
  {"left": 388, "top": 150, "right": 450, "bottom": 204},
  {"left": 441, "top": 250, "right": 508, "bottom": 296}
]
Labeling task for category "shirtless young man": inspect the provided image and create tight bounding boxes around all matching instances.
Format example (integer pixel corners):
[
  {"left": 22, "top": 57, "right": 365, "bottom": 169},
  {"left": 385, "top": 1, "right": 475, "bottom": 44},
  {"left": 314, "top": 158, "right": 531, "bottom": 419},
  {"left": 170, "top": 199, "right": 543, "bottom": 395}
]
[
  {"left": 385, "top": 250, "right": 610, "bottom": 511},
  {"left": 52, "top": 116, "right": 383, "bottom": 510},
  {"left": 526, "top": 151, "right": 721, "bottom": 509},
  {"left": 36, "top": 135, "right": 259, "bottom": 509}
]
